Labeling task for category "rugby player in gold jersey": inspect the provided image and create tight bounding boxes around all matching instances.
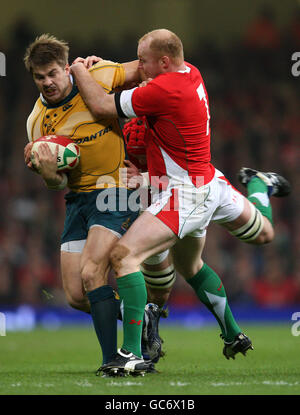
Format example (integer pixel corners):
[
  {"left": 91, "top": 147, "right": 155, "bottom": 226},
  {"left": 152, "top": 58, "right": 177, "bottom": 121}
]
[{"left": 23, "top": 34, "right": 147, "bottom": 374}]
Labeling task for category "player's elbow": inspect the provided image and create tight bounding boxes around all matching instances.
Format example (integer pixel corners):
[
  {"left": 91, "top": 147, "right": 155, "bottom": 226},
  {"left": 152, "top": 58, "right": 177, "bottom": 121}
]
[{"left": 90, "top": 103, "right": 110, "bottom": 119}]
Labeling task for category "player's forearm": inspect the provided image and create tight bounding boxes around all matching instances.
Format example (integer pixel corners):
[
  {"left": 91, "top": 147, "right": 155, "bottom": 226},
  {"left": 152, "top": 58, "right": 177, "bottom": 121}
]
[
  {"left": 71, "top": 63, "right": 117, "bottom": 118},
  {"left": 123, "top": 60, "right": 144, "bottom": 84}
]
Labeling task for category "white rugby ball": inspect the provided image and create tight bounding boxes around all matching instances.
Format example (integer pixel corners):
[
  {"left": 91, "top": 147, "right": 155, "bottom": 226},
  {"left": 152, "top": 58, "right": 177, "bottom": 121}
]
[{"left": 31, "top": 135, "right": 80, "bottom": 172}]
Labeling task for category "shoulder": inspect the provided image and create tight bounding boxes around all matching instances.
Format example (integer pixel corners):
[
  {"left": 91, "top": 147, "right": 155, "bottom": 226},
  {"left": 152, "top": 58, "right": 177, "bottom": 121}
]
[
  {"left": 26, "top": 98, "right": 43, "bottom": 141},
  {"left": 140, "top": 74, "right": 173, "bottom": 95},
  {"left": 88, "top": 59, "right": 125, "bottom": 91},
  {"left": 89, "top": 59, "right": 121, "bottom": 71},
  {"left": 184, "top": 62, "right": 204, "bottom": 84}
]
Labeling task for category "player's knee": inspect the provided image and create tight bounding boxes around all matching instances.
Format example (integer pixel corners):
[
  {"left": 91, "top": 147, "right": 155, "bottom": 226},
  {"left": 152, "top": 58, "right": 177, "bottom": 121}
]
[
  {"left": 230, "top": 205, "right": 274, "bottom": 245},
  {"left": 81, "top": 265, "right": 93, "bottom": 287},
  {"left": 252, "top": 225, "right": 275, "bottom": 245},
  {"left": 109, "top": 243, "right": 132, "bottom": 273},
  {"left": 80, "top": 261, "right": 105, "bottom": 291}
]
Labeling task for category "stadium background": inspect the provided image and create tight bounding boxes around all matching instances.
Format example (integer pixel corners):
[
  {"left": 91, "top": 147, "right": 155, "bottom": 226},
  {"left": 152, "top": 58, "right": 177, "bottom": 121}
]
[{"left": 0, "top": 0, "right": 299, "bottom": 331}]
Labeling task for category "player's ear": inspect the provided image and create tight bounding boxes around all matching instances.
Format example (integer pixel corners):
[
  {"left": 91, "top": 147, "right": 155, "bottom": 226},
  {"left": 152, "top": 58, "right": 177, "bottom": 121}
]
[
  {"left": 65, "top": 64, "right": 70, "bottom": 75},
  {"left": 160, "top": 56, "right": 170, "bottom": 71}
]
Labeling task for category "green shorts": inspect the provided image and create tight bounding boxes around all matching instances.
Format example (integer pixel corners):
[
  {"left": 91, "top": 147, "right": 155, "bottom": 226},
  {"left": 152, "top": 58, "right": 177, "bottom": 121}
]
[{"left": 61, "top": 188, "right": 139, "bottom": 246}]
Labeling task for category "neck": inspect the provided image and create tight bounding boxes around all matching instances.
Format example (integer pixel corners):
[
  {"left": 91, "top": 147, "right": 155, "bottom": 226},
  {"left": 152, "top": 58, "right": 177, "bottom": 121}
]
[
  {"left": 169, "top": 60, "right": 186, "bottom": 73},
  {"left": 62, "top": 81, "right": 73, "bottom": 99},
  {"left": 177, "top": 63, "right": 186, "bottom": 71}
]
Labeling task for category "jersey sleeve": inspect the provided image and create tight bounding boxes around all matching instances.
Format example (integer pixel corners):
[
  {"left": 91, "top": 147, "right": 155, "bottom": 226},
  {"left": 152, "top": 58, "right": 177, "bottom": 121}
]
[
  {"left": 26, "top": 99, "right": 41, "bottom": 142},
  {"left": 26, "top": 115, "right": 33, "bottom": 142},
  {"left": 118, "top": 81, "right": 165, "bottom": 118},
  {"left": 89, "top": 60, "right": 125, "bottom": 93}
]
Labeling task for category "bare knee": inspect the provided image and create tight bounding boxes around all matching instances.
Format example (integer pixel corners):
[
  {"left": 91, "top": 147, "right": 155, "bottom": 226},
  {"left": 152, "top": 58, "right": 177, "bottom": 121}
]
[
  {"left": 251, "top": 222, "right": 275, "bottom": 245},
  {"left": 226, "top": 202, "right": 275, "bottom": 245},
  {"left": 81, "top": 260, "right": 108, "bottom": 292},
  {"left": 110, "top": 243, "right": 138, "bottom": 276}
]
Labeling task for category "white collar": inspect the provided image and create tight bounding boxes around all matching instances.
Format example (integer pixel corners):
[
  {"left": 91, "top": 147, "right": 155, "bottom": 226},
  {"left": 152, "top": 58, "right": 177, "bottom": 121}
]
[{"left": 177, "top": 66, "right": 191, "bottom": 74}]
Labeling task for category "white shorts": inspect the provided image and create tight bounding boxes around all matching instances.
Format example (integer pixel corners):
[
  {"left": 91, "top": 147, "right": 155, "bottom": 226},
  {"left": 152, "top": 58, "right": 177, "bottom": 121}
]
[{"left": 146, "top": 169, "right": 244, "bottom": 239}]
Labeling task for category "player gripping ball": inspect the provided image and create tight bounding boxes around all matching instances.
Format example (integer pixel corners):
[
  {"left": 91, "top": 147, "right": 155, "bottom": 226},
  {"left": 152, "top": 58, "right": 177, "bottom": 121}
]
[{"left": 25, "top": 135, "right": 80, "bottom": 190}]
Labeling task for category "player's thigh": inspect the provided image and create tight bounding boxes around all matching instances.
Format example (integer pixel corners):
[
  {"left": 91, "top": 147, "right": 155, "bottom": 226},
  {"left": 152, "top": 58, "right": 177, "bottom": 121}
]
[
  {"left": 79, "top": 187, "right": 140, "bottom": 285},
  {"left": 171, "top": 235, "right": 206, "bottom": 279},
  {"left": 211, "top": 172, "right": 273, "bottom": 243},
  {"left": 111, "top": 211, "right": 177, "bottom": 273},
  {"left": 220, "top": 196, "right": 252, "bottom": 231},
  {"left": 61, "top": 250, "right": 86, "bottom": 304}
]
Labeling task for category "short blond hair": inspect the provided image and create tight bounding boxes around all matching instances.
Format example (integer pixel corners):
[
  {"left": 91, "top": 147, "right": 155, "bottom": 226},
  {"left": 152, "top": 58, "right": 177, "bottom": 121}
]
[
  {"left": 139, "top": 29, "right": 184, "bottom": 63},
  {"left": 24, "top": 34, "right": 69, "bottom": 72}
]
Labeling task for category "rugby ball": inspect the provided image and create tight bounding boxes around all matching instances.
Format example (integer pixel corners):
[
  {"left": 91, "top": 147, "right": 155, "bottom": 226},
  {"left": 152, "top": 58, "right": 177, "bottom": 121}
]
[{"left": 31, "top": 135, "right": 80, "bottom": 172}]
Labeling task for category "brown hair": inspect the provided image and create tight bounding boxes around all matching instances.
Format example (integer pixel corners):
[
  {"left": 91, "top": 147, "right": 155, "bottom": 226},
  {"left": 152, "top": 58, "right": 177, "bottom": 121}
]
[
  {"left": 24, "top": 34, "right": 69, "bottom": 72},
  {"left": 138, "top": 29, "right": 184, "bottom": 63}
]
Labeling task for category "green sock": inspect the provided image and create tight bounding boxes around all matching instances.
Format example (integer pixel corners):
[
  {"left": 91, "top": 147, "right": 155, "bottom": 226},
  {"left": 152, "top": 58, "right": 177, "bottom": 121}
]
[
  {"left": 187, "top": 263, "right": 241, "bottom": 342},
  {"left": 247, "top": 177, "right": 273, "bottom": 224},
  {"left": 117, "top": 272, "right": 147, "bottom": 357}
]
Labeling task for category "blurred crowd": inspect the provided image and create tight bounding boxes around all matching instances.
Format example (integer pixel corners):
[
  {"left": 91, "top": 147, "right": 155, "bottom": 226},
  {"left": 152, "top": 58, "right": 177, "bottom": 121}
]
[{"left": 0, "top": 7, "right": 299, "bottom": 309}]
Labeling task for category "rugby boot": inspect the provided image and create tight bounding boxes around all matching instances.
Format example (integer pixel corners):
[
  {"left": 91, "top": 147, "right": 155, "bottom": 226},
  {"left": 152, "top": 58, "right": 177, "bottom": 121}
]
[
  {"left": 100, "top": 348, "right": 149, "bottom": 377},
  {"left": 96, "top": 363, "right": 126, "bottom": 377},
  {"left": 142, "top": 303, "right": 166, "bottom": 364},
  {"left": 145, "top": 361, "right": 158, "bottom": 373},
  {"left": 221, "top": 332, "right": 254, "bottom": 360},
  {"left": 238, "top": 167, "right": 291, "bottom": 197}
]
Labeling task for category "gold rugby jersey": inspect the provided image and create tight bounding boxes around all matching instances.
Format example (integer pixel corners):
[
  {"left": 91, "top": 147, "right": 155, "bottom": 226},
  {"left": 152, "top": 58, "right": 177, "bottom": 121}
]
[{"left": 26, "top": 60, "right": 126, "bottom": 192}]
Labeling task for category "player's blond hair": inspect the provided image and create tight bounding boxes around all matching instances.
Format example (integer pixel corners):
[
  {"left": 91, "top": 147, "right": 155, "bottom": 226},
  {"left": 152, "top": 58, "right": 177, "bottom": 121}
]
[
  {"left": 138, "top": 29, "right": 184, "bottom": 64},
  {"left": 24, "top": 34, "right": 69, "bottom": 72}
]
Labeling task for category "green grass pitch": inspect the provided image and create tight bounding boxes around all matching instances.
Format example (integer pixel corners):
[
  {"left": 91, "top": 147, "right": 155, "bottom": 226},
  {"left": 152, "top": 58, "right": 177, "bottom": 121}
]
[{"left": 0, "top": 324, "right": 299, "bottom": 395}]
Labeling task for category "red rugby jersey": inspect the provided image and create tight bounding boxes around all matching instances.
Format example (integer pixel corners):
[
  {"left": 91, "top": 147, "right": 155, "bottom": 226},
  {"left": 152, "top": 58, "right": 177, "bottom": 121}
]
[{"left": 119, "top": 62, "right": 215, "bottom": 187}]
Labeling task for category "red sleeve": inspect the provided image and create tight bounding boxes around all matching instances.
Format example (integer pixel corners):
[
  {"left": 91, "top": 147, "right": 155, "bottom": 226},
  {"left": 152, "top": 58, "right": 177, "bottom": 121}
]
[{"left": 131, "top": 81, "right": 165, "bottom": 117}]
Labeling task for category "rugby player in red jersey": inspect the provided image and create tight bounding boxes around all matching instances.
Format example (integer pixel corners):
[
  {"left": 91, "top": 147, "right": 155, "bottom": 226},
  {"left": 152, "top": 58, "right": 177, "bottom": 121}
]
[{"left": 71, "top": 29, "right": 291, "bottom": 375}]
